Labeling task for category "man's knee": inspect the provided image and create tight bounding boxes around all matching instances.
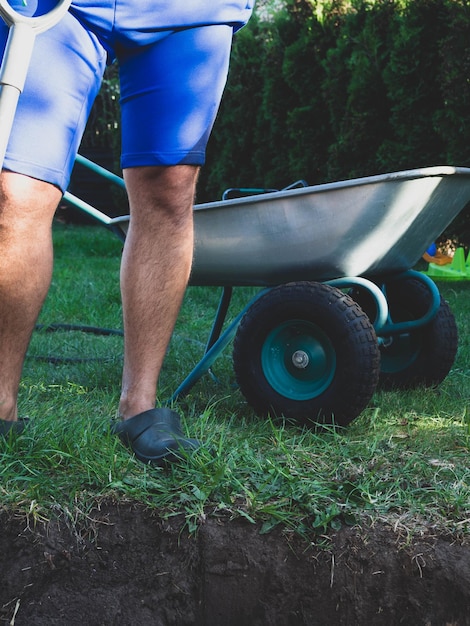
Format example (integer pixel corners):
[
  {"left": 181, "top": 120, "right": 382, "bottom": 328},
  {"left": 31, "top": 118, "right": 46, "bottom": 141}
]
[
  {"left": 0, "top": 172, "right": 62, "bottom": 225},
  {"left": 124, "top": 165, "right": 199, "bottom": 221}
]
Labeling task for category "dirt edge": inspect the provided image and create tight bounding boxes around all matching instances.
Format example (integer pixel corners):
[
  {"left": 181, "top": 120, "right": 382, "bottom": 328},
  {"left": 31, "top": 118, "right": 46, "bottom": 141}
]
[{"left": 1, "top": 503, "right": 469, "bottom": 626}]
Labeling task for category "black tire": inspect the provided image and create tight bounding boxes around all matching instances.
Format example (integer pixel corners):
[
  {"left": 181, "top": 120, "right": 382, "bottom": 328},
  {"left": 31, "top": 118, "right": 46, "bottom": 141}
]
[
  {"left": 352, "top": 278, "right": 458, "bottom": 389},
  {"left": 232, "top": 281, "right": 380, "bottom": 426}
]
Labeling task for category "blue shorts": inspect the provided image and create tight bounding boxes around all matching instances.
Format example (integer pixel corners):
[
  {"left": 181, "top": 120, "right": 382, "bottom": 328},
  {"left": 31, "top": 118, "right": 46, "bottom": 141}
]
[{"left": 0, "top": 0, "right": 253, "bottom": 191}]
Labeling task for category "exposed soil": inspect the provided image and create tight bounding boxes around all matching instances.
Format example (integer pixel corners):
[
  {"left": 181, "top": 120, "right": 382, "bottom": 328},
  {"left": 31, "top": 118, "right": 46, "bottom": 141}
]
[{"left": 1, "top": 503, "right": 469, "bottom": 626}]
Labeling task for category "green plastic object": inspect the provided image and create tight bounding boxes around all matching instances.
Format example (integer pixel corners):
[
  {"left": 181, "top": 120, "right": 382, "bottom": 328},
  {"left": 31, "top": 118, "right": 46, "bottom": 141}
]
[{"left": 424, "top": 247, "right": 470, "bottom": 281}]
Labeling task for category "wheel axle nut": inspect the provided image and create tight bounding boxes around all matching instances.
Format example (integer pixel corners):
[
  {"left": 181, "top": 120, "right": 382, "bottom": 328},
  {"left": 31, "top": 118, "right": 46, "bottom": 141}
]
[{"left": 292, "top": 350, "right": 309, "bottom": 369}]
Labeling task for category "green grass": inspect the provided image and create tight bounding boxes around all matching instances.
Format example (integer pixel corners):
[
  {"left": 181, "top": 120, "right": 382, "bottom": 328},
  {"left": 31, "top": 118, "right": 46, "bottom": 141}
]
[{"left": 1, "top": 223, "right": 469, "bottom": 537}]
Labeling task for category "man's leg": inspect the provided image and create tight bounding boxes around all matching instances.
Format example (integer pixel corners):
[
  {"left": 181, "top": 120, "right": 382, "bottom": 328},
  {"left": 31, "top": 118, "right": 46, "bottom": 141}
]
[
  {"left": 0, "top": 172, "right": 62, "bottom": 422},
  {"left": 118, "top": 164, "right": 198, "bottom": 420},
  {"left": 113, "top": 24, "right": 236, "bottom": 461}
]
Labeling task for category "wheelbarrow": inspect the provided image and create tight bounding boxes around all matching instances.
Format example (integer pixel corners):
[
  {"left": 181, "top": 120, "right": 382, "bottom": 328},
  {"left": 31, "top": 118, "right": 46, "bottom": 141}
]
[
  {"left": 2, "top": 1, "right": 469, "bottom": 426},
  {"left": 66, "top": 156, "right": 470, "bottom": 425}
]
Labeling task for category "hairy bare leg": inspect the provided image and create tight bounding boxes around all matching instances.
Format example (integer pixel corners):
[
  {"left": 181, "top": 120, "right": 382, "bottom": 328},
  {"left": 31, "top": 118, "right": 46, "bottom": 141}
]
[
  {"left": 0, "top": 172, "right": 62, "bottom": 421},
  {"left": 118, "top": 165, "right": 198, "bottom": 420}
]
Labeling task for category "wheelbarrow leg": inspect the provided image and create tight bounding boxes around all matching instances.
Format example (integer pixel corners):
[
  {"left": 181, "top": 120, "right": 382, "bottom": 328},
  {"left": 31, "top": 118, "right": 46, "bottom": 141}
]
[
  {"left": 205, "top": 286, "right": 233, "bottom": 384},
  {"left": 167, "top": 289, "right": 268, "bottom": 404},
  {"left": 205, "top": 286, "right": 233, "bottom": 353}
]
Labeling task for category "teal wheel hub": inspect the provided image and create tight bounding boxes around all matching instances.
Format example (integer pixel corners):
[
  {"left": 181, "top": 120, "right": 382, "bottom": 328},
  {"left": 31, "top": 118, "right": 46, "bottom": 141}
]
[
  {"left": 380, "top": 332, "right": 421, "bottom": 373},
  {"left": 261, "top": 320, "right": 336, "bottom": 400}
]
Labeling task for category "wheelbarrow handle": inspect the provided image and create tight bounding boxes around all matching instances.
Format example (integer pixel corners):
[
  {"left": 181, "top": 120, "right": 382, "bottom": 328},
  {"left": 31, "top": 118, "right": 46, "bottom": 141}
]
[{"left": 0, "top": 0, "right": 72, "bottom": 169}]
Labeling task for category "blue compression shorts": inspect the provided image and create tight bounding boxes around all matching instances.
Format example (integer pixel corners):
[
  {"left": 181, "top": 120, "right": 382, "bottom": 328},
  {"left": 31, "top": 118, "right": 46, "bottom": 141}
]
[{"left": 0, "top": 0, "right": 253, "bottom": 191}]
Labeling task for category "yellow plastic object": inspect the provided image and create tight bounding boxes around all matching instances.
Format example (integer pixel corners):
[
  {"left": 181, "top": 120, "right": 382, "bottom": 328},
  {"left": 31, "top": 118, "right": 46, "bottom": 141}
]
[
  {"left": 424, "top": 247, "right": 470, "bottom": 281},
  {"left": 422, "top": 250, "right": 453, "bottom": 265}
]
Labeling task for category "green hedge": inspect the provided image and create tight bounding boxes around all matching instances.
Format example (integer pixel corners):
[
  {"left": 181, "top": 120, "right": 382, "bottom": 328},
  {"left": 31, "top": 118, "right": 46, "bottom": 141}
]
[
  {"left": 82, "top": 0, "right": 470, "bottom": 243},
  {"left": 199, "top": 0, "right": 470, "bottom": 243}
]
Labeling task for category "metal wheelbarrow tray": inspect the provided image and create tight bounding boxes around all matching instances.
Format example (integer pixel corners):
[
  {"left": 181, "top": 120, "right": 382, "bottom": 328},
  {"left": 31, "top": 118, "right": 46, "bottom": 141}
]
[
  {"left": 190, "top": 165, "right": 470, "bottom": 286},
  {"left": 69, "top": 161, "right": 469, "bottom": 426}
]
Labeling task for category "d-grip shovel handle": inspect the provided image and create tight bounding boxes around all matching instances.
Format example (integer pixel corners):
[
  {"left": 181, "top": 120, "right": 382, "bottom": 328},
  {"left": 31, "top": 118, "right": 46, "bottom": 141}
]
[
  {"left": 0, "top": 0, "right": 72, "bottom": 31},
  {"left": 0, "top": 0, "right": 72, "bottom": 167}
]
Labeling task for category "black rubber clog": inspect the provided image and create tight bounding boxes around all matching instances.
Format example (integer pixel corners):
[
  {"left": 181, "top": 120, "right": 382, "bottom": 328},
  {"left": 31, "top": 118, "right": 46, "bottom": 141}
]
[
  {"left": 111, "top": 408, "right": 200, "bottom": 465},
  {"left": 0, "top": 417, "right": 28, "bottom": 437}
]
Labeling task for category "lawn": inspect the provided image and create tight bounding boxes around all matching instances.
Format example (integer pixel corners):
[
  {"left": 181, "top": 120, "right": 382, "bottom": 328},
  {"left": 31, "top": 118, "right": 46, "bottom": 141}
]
[{"left": 1, "top": 222, "right": 469, "bottom": 538}]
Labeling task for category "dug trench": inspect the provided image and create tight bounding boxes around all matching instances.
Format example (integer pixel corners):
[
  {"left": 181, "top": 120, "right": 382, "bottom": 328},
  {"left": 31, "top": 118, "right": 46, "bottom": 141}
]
[{"left": 0, "top": 503, "right": 469, "bottom": 626}]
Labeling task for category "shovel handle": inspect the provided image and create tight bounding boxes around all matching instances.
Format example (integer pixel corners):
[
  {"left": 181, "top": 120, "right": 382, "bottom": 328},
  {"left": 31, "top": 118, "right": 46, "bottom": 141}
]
[
  {"left": 0, "top": 0, "right": 72, "bottom": 168},
  {"left": 0, "top": 0, "right": 72, "bottom": 32}
]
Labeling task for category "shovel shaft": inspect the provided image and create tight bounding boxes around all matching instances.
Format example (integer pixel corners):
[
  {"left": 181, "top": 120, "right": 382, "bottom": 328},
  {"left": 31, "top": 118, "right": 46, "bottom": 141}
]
[
  {"left": 0, "top": 0, "right": 72, "bottom": 169},
  {"left": 0, "top": 22, "right": 36, "bottom": 167}
]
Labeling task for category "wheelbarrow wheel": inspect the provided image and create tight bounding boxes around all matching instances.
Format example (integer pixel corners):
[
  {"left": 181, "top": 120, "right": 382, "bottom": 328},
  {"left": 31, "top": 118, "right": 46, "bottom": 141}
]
[
  {"left": 232, "top": 281, "right": 380, "bottom": 426},
  {"left": 376, "top": 278, "right": 458, "bottom": 389}
]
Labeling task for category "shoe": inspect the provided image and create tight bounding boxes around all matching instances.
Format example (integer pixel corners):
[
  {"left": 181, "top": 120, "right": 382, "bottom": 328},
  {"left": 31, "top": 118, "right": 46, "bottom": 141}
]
[
  {"left": 111, "top": 408, "right": 200, "bottom": 465},
  {"left": 0, "top": 417, "right": 28, "bottom": 437}
]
